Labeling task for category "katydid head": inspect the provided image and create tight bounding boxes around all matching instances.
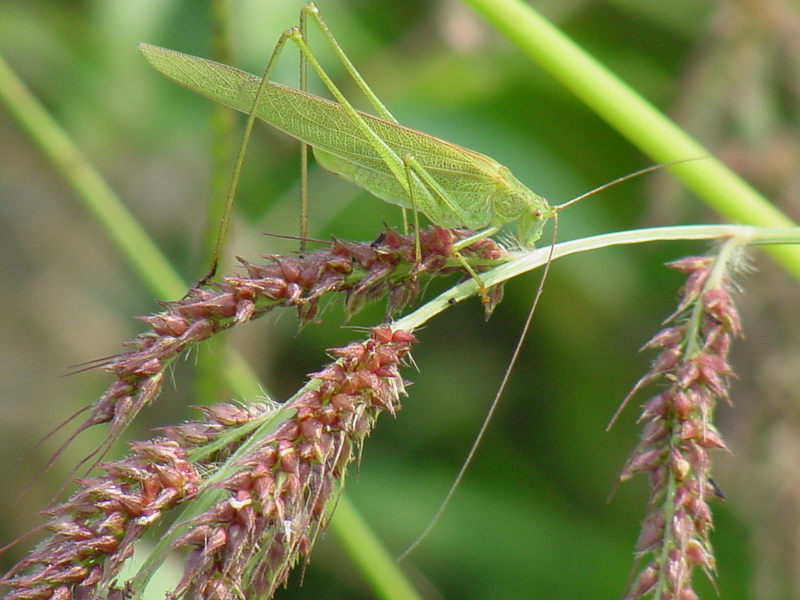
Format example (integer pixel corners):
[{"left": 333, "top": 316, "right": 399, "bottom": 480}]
[
  {"left": 493, "top": 166, "right": 556, "bottom": 246},
  {"left": 516, "top": 194, "right": 556, "bottom": 246}
]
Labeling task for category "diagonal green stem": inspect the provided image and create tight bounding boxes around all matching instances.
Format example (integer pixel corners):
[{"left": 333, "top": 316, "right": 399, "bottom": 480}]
[
  {"left": 0, "top": 49, "right": 262, "bottom": 402},
  {"left": 460, "top": 0, "right": 800, "bottom": 282},
  {"left": 0, "top": 51, "right": 185, "bottom": 301}
]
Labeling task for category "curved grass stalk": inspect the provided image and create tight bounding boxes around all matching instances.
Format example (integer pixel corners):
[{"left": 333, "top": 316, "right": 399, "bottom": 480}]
[{"left": 394, "top": 224, "right": 800, "bottom": 332}]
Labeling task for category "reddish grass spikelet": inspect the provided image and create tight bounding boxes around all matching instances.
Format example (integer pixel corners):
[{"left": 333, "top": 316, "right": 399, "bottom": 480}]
[
  {"left": 619, "top": 244, "right": 745, "bottom": 600},
  {"left": 162, "top": 326, "right": 416, "bottom": 600},
  {"left": 46, "top": 227, "right": 503, "bottom": 482},
  {"left": 1, "top": 327, "right": 417, "bottom": 599},
  {"left": 0, "top": 439, "right": 202, "bottom": 599}
]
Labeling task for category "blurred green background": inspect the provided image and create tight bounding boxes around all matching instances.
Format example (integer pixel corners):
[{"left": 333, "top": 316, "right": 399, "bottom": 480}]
[{"left": 2, "top": 0, "right": 800, "bottom": 598}]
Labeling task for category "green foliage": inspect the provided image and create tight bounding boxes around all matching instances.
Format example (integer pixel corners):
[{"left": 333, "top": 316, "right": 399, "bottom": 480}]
[{"left": 2, "top": 0, "right": 800, "bottom": 598}]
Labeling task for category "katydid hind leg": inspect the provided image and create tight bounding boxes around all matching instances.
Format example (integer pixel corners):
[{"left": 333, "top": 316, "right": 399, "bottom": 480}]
[
  {"left": 205, "top": 2, "right": 373, "bottom": 269},
  {"left": 204, "top": 29, "right": 299, "bottom": 281},
  {"left": 401, "top": 154, "right": 493, "bottom": 302},
  {"left": 267, "top": 5, "right": 470, "bottom": 249},
  {"left": 301, "top": 3, "right": 399, "bottom": 124},
  {"left": 299, "top": 2, "right": 423, "bottom": 232},
  {"left": 403, "top": 153, "right": 474, "bottom": 229},
  {"left": 402, "top": 156, "right": 423, "bottom": 261},
  {"left": 402, "top": 152, "right": 502, "bottom": 267},
  {"left": 285, "top": 18, "right": 413, "bottom": 204},
  {"left": 402, "top": 153, "right": 496, "bottom": 302},
  {"left": 299, "top": 6, "right": 310, "bottom": 252}
]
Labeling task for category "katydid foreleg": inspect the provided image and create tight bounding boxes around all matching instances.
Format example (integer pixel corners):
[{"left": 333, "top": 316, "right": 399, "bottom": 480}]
[{"left": 296, "top": 3, "right": 406, "bottom": 247}]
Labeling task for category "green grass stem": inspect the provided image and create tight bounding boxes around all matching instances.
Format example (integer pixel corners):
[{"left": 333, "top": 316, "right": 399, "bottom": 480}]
[{"left": 461, "top": 0, "right": 800, "bottom": 281}]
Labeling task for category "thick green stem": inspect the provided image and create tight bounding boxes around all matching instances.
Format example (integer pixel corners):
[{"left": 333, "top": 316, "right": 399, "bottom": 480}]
[{"left": 460, "top": 0, "right": 800, "bottom": 281}]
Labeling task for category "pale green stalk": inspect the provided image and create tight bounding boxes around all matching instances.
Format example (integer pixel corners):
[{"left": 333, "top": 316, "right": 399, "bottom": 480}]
[
  {"left": 394, "top": 224, "right": 800, "bottom": 332},
  {"left": 333, "top": 497, "right": 423, "bottom": 600},
  {"left": 460, "top": 0, "right": 800, "bottom": 282},
  {"left": 0, "top": 50, "right": 261, "bottom": 403}
]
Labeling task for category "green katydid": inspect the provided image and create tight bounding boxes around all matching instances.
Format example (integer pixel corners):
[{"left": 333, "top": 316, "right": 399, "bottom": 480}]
[
  {"left": 138, "top": 2, "right": 557, "bottom": 298},
  {"left": 138, "top": 4, "right": 701, "bottom": 562}
]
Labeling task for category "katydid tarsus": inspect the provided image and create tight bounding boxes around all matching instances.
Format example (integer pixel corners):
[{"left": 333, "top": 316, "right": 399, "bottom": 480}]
[{"left": 138, "top": 2, "right": 558, "bottom": 299}]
